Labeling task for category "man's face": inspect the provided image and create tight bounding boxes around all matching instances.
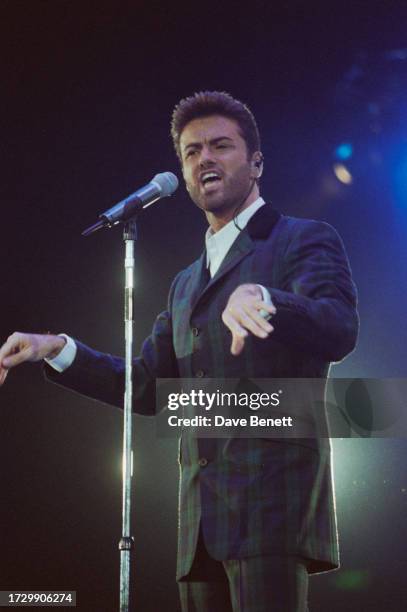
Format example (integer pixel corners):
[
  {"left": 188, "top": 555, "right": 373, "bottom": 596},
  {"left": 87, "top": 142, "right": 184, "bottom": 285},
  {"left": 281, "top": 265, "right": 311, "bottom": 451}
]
[{"left": 180, "top": 115, "right": 257, "bottom": 218}]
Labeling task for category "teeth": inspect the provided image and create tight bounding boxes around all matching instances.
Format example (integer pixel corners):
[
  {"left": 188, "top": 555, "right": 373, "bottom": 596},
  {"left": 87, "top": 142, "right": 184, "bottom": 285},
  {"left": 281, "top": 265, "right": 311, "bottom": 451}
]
[{"left": 202, "top": 172, "right": 220, "bottom": 183}]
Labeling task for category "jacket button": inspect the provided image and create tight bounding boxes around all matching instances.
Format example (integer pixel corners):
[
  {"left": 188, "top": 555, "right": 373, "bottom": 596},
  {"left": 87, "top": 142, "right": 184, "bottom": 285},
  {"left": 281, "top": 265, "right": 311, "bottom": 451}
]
[
  {"left": 195, "top": 369, "right": 205, "bottom": 378},
  {"left": 192, "top": 327, "right": 200, "bottom": 337},
  {"left": 198, "top": 458, "right": 208, "bottom": 467}
]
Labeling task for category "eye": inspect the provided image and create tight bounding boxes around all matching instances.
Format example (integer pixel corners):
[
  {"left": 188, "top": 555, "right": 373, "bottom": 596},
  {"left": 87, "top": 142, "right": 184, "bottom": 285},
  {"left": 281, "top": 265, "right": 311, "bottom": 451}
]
[{"left": 185, "top": 149, "right": 197, "bottom": 159}]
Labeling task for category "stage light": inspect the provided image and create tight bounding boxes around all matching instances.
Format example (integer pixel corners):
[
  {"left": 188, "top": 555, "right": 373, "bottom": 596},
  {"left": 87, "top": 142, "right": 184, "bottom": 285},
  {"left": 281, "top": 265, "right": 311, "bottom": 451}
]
[
  {"left": 335, "top": 143, "right": 354, "bottom": 161},
  {"left": 333, "top": 163, "right": 353, "bottom": 185},
  {"left": 334, "top": 568, "right": 370, "bottom": 591}
]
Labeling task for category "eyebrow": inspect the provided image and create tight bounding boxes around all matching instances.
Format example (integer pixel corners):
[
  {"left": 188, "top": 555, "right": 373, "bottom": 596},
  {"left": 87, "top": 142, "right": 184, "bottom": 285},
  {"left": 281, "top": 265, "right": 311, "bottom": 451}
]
[{"left": 182, "top": 136, "right": 234, "bottom": 153}]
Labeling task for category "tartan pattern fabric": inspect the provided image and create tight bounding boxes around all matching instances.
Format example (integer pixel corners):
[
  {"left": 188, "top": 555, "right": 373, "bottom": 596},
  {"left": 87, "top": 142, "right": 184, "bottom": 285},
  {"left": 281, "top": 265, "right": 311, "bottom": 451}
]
[
  {"left": 45, "top": 204, "right": 359, "bottom": 581},
  {"left": 178, "top": 527, "right": 310, "bottom": 612}
]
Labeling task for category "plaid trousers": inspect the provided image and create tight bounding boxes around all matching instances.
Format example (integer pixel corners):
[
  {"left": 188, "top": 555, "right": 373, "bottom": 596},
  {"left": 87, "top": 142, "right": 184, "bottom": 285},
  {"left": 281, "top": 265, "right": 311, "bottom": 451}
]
[{"left": 178, "top": 526, "right": 310, "bottom": 612}]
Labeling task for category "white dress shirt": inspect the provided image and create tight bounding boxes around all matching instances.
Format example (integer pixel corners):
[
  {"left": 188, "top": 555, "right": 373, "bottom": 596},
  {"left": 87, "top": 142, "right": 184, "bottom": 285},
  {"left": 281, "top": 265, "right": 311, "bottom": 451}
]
[{"left": 205, "top": 197, "right": 266, "bottom": 277}]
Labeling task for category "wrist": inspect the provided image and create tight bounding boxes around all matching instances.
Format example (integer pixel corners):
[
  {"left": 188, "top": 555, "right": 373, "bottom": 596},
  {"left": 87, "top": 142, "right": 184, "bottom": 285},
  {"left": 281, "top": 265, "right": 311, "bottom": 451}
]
[{"left": 47, "top": 335, "right": 67, "bottom": 359}]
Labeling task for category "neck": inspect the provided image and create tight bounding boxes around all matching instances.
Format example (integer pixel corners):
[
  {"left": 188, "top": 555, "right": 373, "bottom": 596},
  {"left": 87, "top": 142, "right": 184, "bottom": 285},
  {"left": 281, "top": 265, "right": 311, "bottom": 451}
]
[{"left": 205, "top": 183, "right": 260, "bottom": 233}]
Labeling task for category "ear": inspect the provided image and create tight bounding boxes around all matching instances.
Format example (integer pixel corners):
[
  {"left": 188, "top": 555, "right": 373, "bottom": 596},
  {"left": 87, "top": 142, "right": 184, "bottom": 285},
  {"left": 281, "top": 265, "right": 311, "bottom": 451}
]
[{"left": 250, "top": 152, "right": 264, "bottom": 179}]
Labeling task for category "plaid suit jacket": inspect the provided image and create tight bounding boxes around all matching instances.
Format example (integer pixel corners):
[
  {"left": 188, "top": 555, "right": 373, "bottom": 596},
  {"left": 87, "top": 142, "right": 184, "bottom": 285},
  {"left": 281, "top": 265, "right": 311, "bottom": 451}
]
[{"left": 46, "top": 204, "right": 359, "bottom": 578}]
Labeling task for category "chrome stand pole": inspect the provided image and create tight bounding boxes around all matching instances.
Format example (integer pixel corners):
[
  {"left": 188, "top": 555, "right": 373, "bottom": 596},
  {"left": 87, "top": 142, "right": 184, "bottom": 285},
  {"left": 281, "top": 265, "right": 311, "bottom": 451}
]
[{"left": 118, "top": 218, "right": 137, "bottom": 612}]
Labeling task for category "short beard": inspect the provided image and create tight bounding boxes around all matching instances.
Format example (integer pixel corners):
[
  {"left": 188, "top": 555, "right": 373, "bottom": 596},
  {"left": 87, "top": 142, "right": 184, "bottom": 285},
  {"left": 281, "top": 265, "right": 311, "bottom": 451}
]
[{"left": 188, "top": 164, "right": 253, "bottom": 216}]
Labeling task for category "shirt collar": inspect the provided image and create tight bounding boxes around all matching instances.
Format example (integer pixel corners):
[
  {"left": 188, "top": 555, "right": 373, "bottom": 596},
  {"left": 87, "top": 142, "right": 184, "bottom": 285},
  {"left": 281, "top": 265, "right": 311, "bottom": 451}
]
[
  {"left": 205, "top": 197, "right": 265, "bottom": 241},
  {"left": 205, "top": 197, "right": 266, "bottom": 273}
]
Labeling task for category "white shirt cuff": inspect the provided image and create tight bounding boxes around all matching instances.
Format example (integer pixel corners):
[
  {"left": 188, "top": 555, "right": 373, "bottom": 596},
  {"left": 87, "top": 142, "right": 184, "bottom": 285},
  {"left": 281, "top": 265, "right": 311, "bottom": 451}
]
[
  {"left": 257, "top": 284, "right": 273, "bottom": 319},
  {"left": 44, "top": 334, "right": 77, "bottom": 373}
]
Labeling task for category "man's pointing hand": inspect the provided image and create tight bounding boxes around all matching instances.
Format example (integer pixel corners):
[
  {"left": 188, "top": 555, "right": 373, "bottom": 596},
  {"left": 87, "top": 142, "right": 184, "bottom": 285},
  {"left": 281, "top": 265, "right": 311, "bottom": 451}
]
[{"left": 222, "top": 284, "right": 276, "bottom": 356}]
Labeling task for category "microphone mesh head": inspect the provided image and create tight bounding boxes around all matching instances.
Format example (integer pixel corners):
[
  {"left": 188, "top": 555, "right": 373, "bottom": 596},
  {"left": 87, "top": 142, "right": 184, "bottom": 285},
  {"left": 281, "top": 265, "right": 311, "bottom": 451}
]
[{"left": 153, "top": 172, "right": 179, "bottom": 197}]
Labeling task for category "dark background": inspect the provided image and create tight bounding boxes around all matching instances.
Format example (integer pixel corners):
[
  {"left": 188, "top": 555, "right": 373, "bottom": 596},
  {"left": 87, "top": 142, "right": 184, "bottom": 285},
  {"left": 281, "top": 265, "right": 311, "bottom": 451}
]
[{"left": 1, "top": 1, "right": 407, "bottom": 610}]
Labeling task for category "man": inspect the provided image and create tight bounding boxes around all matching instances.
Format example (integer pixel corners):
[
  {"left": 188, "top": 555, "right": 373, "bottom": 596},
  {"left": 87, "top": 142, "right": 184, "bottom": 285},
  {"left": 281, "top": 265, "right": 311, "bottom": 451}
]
[{"left": 0, "top": 91, "right": 359, "bottom": 611}]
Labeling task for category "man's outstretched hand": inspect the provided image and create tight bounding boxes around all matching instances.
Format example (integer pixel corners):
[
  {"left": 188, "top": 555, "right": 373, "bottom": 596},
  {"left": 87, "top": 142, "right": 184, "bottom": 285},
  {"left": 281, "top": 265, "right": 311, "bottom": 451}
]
[
  {"left": 222, "top": 284, "right": 276, "bottom": 356},
  {"left": 0, "top": 287, "right": 274, "bottom": 385},
  {"left": 0, "top": 332, "right": 66, "bottom": 386}
]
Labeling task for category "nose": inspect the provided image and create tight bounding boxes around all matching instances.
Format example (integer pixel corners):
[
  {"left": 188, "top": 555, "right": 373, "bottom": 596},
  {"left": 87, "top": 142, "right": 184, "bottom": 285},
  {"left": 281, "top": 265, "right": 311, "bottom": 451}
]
[{"left": 198, "top": 145, "right": 216, "bottom": 168}]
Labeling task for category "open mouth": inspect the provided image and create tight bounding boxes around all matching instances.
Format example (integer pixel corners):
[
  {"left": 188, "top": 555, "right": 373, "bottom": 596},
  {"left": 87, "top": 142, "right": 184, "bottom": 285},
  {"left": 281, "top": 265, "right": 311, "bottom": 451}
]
[{"left": 200, "top": 171, "right": 222, "bottom": 188}]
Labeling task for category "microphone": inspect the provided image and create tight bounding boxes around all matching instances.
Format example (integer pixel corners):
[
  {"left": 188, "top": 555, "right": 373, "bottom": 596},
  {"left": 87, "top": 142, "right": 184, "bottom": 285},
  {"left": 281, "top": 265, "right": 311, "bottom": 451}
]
[{"left": 82, "top": 172, "right": 179, "bottom": 236}]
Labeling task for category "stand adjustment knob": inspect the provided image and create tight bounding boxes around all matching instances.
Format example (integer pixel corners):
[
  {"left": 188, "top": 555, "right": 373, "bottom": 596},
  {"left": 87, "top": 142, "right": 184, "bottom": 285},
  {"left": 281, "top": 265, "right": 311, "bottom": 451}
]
[{"left": 118, "top": 537, "right": 135, "bottom": 551}]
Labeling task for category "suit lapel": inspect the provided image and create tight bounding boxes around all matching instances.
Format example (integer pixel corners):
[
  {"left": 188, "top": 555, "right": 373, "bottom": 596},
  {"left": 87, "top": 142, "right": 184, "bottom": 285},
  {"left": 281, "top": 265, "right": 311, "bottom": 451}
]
[
  {"left": 207, "top": 230, "right": 254, "bottom": 287},
  {"left": 246, "top": 203, "right": 281, "bottom": 240},
  {"left": 187, "top": 204, "right": 282, "bottom": 313},
  {"left": 184, "top": 250, "right": 209, "bottom": 312}
]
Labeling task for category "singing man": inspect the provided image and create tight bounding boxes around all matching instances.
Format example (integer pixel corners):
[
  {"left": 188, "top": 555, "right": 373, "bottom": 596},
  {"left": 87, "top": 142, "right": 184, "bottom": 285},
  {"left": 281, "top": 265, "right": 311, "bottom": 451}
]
[{"left": 0, "top": 91, "right": 359, "bottom": 611}]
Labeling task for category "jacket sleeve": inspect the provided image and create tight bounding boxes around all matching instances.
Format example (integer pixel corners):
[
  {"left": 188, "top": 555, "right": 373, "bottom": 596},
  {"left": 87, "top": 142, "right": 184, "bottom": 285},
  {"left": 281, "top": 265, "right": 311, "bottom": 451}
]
[
  {"left": 44, "top": 275, "right": 181, "bottom": 415},
  {"left": 265, "top": 219, "right": 359, "bottom": 362}
]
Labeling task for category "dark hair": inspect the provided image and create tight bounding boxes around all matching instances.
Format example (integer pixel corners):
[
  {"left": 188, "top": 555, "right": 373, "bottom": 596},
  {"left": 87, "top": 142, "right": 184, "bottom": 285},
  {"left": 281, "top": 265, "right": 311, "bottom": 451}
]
[{"left": 171, "top": 91, "right": 261, "bottom": 161}]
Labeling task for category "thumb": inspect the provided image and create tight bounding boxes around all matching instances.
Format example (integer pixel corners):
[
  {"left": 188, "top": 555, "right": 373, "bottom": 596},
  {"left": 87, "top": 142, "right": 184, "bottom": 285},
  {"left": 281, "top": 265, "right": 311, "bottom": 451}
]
[{"left": 230, "top": 330, "right": 247, "bottom": 356}]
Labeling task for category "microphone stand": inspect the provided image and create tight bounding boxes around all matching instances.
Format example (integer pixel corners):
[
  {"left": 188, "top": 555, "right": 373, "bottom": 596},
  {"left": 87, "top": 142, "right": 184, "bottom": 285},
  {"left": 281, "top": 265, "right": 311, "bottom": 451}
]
[
  {"left": 118, "top": 218, "right": 137, "bottom": 612},
  {"left": 82, "top": 176, "right": 179, "bottom": 609}
]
